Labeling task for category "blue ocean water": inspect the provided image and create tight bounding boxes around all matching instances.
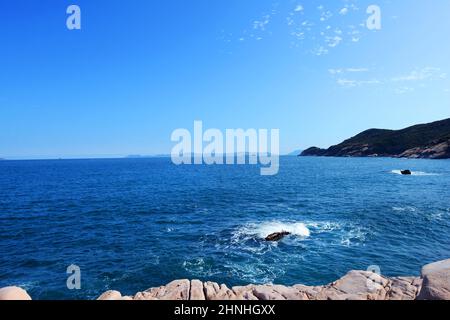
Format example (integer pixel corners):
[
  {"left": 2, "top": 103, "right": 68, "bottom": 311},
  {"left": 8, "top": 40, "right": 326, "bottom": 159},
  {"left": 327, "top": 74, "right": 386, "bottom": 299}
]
[{"left": 0, "top": 157, "right": 449, "bottom": 300}]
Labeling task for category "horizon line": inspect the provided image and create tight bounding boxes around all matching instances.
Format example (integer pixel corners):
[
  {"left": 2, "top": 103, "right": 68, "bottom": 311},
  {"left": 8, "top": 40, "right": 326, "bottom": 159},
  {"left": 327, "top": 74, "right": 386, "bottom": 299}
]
[{"left": 0, "top": 152, "right": 301, "bottom": 161}]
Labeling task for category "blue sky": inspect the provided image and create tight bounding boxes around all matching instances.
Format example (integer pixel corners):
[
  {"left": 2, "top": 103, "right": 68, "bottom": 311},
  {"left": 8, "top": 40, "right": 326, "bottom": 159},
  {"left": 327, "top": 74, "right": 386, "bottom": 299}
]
[{"left": 1, "top": 0, "right": 450, "bottom": 159}]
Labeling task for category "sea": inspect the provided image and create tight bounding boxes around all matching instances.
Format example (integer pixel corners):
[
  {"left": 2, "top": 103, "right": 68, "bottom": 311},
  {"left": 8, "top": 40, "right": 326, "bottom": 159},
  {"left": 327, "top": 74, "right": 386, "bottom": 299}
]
[{"left": 0, "top": 156, "right": 449, "bottom": 299}]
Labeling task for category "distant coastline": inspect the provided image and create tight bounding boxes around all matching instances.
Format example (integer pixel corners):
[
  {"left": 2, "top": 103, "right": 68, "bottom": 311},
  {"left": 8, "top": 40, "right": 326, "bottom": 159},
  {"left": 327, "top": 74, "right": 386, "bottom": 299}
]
[
  {"left": 300, "top": 118, "right": 450, "bottom": 159},
  {"left": 0, "top": 153, "right": 302, "bottom": 162}
]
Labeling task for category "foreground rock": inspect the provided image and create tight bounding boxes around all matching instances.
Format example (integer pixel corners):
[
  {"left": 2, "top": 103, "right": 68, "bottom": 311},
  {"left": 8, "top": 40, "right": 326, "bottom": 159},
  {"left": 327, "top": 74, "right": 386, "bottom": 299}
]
[
  {"left": 97, "top": 290, "right": 124, "bottom": 300},
  {"left": 98, "top": 272, "right": 425, "bottom": 301},
  {"left": 417, "top": 259, "right": 450, "bottom": 300},
  {"left": 97, "top": 270, "right": 427, "bottom": 301},
  {"left": 2, "top": 259, "right": 449, "bottom": 300},
  {"left": 0, "top": 286, "right": 32, "bottom": 300}
]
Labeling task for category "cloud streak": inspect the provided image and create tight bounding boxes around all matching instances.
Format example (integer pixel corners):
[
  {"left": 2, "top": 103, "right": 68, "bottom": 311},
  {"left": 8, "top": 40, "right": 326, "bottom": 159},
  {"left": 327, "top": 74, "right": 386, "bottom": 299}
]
[
  {"left": 330, "top": 67, "right": 448, "bottom": 94},
  {"left": 391, "top": 67, "right": 447, "bottom": 82}
]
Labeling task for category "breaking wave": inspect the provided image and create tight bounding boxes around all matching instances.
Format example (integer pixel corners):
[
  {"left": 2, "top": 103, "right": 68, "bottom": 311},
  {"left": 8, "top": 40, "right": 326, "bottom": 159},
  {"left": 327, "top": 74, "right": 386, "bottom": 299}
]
[
  {"left": 252, "top": 221, "right": 311, "bottom": 239},
  {"left": 231, "top": 220, "right": 368, "bottom": 245},
  {"left": 391, "top": 170, "right": 439, "bottom": 176}
]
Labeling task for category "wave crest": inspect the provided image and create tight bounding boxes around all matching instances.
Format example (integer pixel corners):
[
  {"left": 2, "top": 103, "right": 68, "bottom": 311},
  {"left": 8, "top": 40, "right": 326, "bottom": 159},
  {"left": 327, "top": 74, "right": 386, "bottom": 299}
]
[
  {"left": 238, "top": 221, "right": 311, "bottom": 240},
  {"left": 391, "top": 170, "right": 439, "bottom": 176}
]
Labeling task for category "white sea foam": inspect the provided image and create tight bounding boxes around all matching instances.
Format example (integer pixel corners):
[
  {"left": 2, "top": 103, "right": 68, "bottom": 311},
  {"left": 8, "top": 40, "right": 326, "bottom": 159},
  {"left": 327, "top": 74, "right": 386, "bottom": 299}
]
[
  {"left": 391, "top": 170, "right": 439, "bottom": 176},
  {"left": 307, "top": 221, "right": 342, "bottom": 233},
  {"left": 392, "top": 206, "right": 417, "bottom": 212},
  {"left": 230, "top": 219, "right": 370, "bottom": 253},
  {"left": 245, "top": 221, "right": 311, "bottom": 239},
  {"left": 339, "top": 226, "right": 370, "bottom": 247}
]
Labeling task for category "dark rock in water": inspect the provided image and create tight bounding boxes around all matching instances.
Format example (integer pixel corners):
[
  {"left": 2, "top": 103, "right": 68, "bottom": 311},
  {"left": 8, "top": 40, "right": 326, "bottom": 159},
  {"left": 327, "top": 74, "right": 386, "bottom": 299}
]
[
  {"left": 265, "top": 232, "right": 291, "bottom": 242},
  {"left": 401, "top": 170, "right": 412, "bottom": 175}
]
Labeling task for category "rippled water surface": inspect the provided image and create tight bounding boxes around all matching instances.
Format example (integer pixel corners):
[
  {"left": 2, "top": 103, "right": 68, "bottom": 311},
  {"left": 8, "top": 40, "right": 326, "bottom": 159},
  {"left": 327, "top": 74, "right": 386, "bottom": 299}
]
[{"left": 1, "top": 157, "right": 449, "bottom": 299}]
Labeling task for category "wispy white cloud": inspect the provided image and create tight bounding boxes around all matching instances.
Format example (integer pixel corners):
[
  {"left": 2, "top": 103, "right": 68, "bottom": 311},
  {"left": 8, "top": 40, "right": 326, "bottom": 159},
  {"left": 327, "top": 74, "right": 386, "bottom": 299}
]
[
  {"left": 227, "top": 0, "right": 370, "bottom": 55},
  {"left": 320, "top": 10, "right": 333, "bottom": 22},
  {"left": 329, "top": 68, "right": 369, "bottom": 75},
  {"left": 294, "top": 5, "right": 304, "bottom": 12},
  {"left": 346, "top": 68, "right": 369, "bottom": 73},
  {"left": 391, "top": 67, "right": 447, "bottom": 82},
  {"left": 313, "top": 46, "right": 329, "bottom": 56},
  {"left": 395, "top": 86, "right": 415, "bottom": 94},
  {"left": 253, "top": 15, "right": 271, "bottom": 31},
  {"left": 337, "top": 78, "right": 381, "bottom": 88},
  {"left": 284, "top": 2, "right": 368, "bottom": 55},
  {"left": 330, "top": 66, "right": 448, "bottom": 94},
  {"left": 339, "top": 8, "right": 349, "bottom": 15},
  {"left": 326, "top": 35, "right": 342, "bottom": 48}
]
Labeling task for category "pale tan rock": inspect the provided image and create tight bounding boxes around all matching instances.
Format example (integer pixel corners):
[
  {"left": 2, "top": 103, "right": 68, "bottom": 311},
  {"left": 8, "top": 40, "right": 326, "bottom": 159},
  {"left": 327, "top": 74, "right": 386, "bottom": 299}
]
[
  {"left": 97, "top": 290, "right": 122, "bottom": 300},
  {"left": 190, "top": 280, "right": 205, "bottom": 300},
  {"left": 204, "top": 282, "right": 238, "bottom": 300},
  {"left": 0, "top": 286, "right": 32, "bottom": 300},
  {"left": 231, "top": 285, "right": 259, "bottom": 300},
  {"left": 139, "top": 279, "right": 190, "bottom": 300},
  {"left": 133, "top": 291, "right": 158, "bottom": 300},
  {"left": 417, "top": 259, "right": 450, "bottom": 300},
  {"left": 90, "top": 258, "right": 450, "bottom": 301},
  {"left": 314, "top": 286, "right": 346, "bottom": 300},
  {"left": 250, "top": 285, "right": 308, "bottom": 300},
  {"left": 252, "top": 285, "right": 286, "bottom": 300},
  {"left": 314, "top": 271, "right": 390, "bottom": 300},
  {"left": 273, "top": 285, "right": 309, "bottom": 300},
  {"left": 161, "top": 279, "right": 190, "bottom": 300},
  {"left": 293, "top": 284, "right": 322, "bottom": 300},
  {"left": 387, "top": 277, "right": 421, "bottom": 300}
]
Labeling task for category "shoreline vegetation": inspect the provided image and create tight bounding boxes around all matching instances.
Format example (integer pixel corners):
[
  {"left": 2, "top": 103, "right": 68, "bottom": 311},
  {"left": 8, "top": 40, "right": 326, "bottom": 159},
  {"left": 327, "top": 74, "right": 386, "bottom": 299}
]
[{"left": 1, "top": 258, "right": 449, "bottom": 301}]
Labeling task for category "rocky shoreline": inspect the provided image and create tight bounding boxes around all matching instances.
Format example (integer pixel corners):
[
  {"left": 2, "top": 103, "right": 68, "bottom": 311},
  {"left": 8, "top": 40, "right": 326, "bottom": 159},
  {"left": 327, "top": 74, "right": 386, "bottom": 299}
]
[
  {"left": 300, "top": 118, "right": 450, "bottom": 159},
  {"left": 1, "top": 259, "right": 449, "bottom": 300}
]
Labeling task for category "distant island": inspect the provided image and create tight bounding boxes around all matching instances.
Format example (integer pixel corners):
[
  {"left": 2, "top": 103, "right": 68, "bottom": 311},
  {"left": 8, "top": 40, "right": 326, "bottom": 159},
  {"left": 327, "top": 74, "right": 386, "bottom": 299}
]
[
  {"left": 300, "top": 118, "right": 450, "bottom": 159},
  {"left": 287, "top": 149, "right": 303, "bottom": 156}
]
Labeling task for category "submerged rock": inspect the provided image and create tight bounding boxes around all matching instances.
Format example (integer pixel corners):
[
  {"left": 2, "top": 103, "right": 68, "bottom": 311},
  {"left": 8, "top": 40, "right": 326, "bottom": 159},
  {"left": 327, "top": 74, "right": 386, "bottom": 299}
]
[
  {"left": 401, "top": 170, "right": 412, "bottom": 175},
  {"left": 265, "top": 231, "right": 291, "bottom": 241}
]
